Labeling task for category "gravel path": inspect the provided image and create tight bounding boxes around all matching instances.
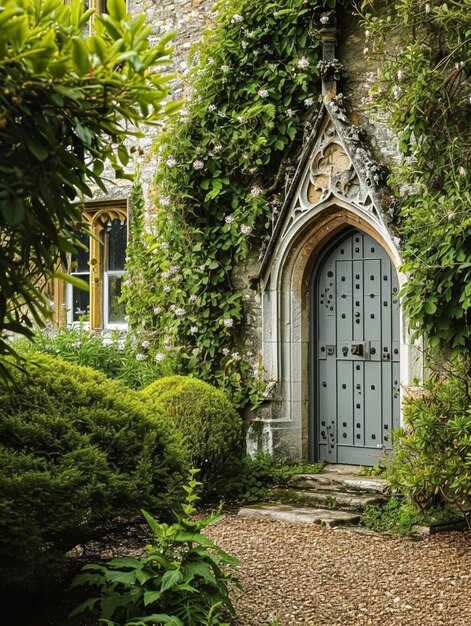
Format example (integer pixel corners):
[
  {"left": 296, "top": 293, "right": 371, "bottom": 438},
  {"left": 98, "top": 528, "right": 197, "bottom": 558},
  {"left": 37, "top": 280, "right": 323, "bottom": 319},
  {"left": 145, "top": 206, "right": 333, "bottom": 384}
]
[{"left": 207, "top": 515, "right": 471, "bottom": 626}]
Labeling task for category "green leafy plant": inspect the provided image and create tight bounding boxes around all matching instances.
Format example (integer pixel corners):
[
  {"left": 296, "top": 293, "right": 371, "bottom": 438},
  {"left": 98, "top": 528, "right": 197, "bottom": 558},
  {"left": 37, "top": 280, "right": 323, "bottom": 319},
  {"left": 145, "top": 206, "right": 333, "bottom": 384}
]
[
  {"left": 0, "top": 353, "right": 187, "bottom": 592},
  {"left": 361, "top": 496, "right": 457, "bottom": 536},
  {"left": 71, "top": 471, "right": 241, "bottom": 626},
  {"left": 268, "top": 612, "right": 282, "bottom": 626},
  {"left": 0, "top": 0, "right": 178, "bottom": 379},
  {"left": 357, "top": 0, "right": 471, "bottom": 356},
  {"left": 123, "top": 0, "right": 341, "bottom": 408},
  {"left": 358, "top": 463, "right": 386, "bottom": 477},
  {"left": 141, "top": 376, "right": 243, "bottom": 499},
  {"left": 384, "top": 364, "right": 471, "bottom": 510},
  {"left": 228, "top": 452, "right": 324, "bottom": 503}
]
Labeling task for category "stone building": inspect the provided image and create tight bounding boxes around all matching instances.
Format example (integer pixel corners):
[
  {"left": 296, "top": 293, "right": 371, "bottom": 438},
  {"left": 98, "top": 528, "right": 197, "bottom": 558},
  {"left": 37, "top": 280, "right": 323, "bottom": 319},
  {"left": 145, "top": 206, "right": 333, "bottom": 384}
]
[{"left": 60, "top": 1, "right": 423, "bottom": 467}]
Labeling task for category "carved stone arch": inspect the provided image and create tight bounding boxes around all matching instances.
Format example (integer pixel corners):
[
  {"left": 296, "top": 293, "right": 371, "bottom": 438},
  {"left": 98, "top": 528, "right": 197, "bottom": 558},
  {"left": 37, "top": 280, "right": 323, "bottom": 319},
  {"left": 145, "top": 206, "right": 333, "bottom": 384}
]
[{"left": 250, "top": 202, "right": 421, "bottom": 463}]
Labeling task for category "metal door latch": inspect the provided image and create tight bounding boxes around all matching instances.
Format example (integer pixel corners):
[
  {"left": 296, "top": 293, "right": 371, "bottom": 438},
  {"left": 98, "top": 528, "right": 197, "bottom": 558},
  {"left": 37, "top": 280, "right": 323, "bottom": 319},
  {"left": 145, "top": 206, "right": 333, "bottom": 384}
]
[
  {"left": 351, "top": 343, "right": 364, "bottom": 356},
  {"left": 326, "top": 345, "right": 336, "bottom": 356}
]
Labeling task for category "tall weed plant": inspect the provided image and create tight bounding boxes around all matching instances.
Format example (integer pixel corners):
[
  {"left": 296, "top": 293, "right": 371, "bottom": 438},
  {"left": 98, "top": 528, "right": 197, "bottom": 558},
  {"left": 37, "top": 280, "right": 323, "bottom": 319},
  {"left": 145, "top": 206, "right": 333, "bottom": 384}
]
[{"left": 72, "top": 471, "right": 241, "bottom": 626}]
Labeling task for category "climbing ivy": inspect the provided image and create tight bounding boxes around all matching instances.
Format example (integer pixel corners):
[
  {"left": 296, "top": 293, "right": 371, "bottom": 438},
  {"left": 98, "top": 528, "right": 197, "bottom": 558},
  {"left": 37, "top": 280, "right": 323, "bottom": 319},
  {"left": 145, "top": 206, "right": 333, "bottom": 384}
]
[
  {"left": 124, "top": 0, "right": 339, "bottom": 407},
  {"left": 358, "top": 0, "right": 471, "bottom": 357},
  {"left": 124, "top": 0, "right": 471, "bottom": 407}
]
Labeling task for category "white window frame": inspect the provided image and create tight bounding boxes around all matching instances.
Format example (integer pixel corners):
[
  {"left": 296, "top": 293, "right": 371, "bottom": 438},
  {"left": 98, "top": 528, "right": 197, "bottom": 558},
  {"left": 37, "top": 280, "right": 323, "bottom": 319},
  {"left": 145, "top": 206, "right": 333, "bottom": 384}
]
[{"left": 103, "top": 270, "right": 127, "bottom": 330}]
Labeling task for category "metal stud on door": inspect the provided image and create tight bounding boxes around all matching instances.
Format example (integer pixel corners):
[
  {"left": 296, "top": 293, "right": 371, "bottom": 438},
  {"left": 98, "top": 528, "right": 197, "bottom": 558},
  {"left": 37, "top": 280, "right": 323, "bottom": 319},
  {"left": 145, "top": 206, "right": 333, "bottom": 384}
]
[{"left": 313, "top": 230, "right": 400, "bottom": 466}]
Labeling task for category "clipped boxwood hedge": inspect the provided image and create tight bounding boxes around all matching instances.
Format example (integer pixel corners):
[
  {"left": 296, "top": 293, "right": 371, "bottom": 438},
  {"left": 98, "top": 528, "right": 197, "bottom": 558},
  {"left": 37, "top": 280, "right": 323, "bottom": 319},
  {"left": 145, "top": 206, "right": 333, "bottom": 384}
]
[
  {"left": 141, "top": 376, "right": 243, "bottom": 497},
  {"left": 0, "top": 354, "right": 187, "bottom": 592}
]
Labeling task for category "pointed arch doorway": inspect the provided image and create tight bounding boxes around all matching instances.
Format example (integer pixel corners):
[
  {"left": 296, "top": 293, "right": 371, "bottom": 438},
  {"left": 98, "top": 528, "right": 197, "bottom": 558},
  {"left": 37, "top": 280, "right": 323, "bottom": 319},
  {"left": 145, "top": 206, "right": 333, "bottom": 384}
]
[{"left": 310, "top": 228, "right": 401, "bottom": 465}]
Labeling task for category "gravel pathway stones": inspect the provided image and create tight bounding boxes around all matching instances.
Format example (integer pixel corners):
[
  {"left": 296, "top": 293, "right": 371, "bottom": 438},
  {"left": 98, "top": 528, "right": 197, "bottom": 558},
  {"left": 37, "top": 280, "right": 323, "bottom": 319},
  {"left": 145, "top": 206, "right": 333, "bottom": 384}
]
[{"left": 207, "top": 514, "right": 471, "bottom": 626}]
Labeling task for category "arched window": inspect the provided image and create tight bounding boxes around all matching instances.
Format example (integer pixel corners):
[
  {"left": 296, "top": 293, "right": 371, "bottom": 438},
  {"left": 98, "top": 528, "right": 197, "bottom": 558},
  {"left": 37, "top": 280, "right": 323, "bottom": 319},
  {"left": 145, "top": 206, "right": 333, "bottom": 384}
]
[{"left": 54, "top": 202, "right": 128, "bottom": 330}]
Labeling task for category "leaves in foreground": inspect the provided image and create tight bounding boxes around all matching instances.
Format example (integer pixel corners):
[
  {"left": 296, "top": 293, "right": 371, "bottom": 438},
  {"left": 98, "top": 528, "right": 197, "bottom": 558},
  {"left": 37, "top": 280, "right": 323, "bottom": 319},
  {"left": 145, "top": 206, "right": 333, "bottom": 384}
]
[{"left": 71, "top": 470, "right": 241, "bottom": 626}]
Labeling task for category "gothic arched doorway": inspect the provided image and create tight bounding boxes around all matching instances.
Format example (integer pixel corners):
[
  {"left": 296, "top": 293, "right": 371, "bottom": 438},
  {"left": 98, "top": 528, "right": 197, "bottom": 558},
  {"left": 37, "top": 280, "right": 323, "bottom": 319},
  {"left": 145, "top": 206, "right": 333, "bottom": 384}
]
[{"left": 310, "top": 228, "right": 400, "bottom": 465}]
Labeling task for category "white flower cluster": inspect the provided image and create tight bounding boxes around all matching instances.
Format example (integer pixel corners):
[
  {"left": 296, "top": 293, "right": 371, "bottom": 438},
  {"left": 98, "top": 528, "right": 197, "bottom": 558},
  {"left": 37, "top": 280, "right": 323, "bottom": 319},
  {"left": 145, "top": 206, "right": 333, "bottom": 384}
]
[
  {"left": 231, "top": 14, "right": 244, "bottom": 23},
  {"left": 258, "top": 89, "right": 269, "bottom": 98},
  {"left": 166, "top": 156, "right": 177, "bottom": 167},
  {"left": 223, "top": 318, "right": 234, "bottom": 328},
  {"left": 193, "top": 160, "right": 204, "bottom": 170},
  {"left": 240, "top": 225, "right": 252, "bottom": 235},
  {"left": 297, "top": 57, "right": 309, "bottom": 69}
]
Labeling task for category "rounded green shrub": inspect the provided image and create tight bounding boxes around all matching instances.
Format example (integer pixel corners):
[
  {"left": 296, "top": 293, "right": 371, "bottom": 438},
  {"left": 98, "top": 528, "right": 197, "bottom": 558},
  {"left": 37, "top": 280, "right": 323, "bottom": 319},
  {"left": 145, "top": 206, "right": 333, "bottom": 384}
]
[
  {"left": 141, "top": 376, "right": 243, "bottom": 497},
  {"left": 0, "top": 354, "right": 187, "bottom": 592},
  {"left": 386, "top": 365, "right": 471, "bottom": 510}
]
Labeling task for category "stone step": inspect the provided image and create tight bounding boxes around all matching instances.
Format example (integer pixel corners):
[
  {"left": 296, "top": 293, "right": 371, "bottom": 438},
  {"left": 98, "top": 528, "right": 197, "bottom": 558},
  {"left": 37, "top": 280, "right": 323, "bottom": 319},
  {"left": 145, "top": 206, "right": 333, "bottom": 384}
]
[
  {"left": 238, "top": 504, "right": 361, "bottom": 528},
  {"left": 294, "top": 472, "right": 388, "bottom": 494},
  {"left": 270, "top": 487, "right": 386, "bottom": 511}
]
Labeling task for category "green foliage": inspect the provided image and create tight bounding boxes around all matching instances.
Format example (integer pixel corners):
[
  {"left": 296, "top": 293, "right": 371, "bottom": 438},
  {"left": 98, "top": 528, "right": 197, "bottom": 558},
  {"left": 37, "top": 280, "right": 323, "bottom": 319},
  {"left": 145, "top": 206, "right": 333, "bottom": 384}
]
[
  {"left": 0, "top": 354, "right": 187, "bottom": 592},
  {"left": 358, "top": 463, "right": 386, "bottom": 477},
  {"left": 0, "top": 0, "right": 177, "bottom": 379},
  {"left": 228, "top": 452, "right": 324, "bottom": 503},
  {"left": 384, "top": 364, "right": 471, "bottom": 510},
  {"left": 16, "top": 322, "right": 168, "bottom": 389},
  {"left": 358, "top": 0, "right": 471, "bottom": 355},
  {"left": 141, "top": 376, "right": 243, "bottom": 498},
  {"left": 124, "top": 0, "right": 339, "bottom": 407},
  {"left": 268, "top": 612, "right": 282, "bottom": 626},
  {"left": 71, "top": 471, "right": 241, "bottom": 626},
  {"left": 361, "top": 496, "right": 457, "bottom": 536}
]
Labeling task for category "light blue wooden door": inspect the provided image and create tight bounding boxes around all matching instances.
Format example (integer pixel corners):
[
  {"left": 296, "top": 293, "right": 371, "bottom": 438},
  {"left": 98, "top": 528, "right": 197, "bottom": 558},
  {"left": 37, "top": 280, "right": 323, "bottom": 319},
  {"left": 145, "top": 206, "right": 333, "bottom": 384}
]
[{"left": 313, "top": 230, "right": 400, "bottom": 465}]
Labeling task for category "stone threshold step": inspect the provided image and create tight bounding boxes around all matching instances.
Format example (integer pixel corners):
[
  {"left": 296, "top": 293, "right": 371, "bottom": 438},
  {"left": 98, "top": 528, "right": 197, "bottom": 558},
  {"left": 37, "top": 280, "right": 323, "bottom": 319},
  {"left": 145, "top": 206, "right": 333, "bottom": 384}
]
[
  {"left": 238, "top": 503, "right": 361, "bottom": 527},
  {"left": 295, "top": 472, "right": 389, "bottom": 494},
  {"left": 270, "top": 488, "right": 386, "bottom": 510}
]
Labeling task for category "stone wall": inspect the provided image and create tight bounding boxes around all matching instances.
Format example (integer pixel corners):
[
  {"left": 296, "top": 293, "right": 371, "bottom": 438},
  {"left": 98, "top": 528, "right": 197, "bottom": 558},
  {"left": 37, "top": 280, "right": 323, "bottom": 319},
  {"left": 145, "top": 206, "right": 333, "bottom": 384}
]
[
  {"left": 92, "top": 2, "right": 400, "bottom": 222},
  {"left": 92, "top": 0, "right": 214, "bottom": 209}
]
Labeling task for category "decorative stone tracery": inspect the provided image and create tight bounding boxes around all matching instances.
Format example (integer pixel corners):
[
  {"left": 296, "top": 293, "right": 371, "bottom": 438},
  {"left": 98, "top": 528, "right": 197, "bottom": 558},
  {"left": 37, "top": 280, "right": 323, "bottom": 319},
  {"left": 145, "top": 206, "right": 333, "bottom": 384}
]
[{"left": 280, "top": 111, "right": 385, "bottom": 242}]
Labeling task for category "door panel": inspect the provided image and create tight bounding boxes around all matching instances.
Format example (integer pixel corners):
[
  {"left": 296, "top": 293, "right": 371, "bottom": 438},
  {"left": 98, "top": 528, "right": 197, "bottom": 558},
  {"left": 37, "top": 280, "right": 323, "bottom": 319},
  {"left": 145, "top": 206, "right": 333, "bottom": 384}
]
[{"left": 313, "top": 230, "right": 400, "bottom": 465}]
